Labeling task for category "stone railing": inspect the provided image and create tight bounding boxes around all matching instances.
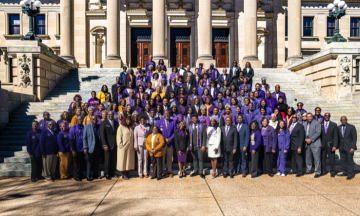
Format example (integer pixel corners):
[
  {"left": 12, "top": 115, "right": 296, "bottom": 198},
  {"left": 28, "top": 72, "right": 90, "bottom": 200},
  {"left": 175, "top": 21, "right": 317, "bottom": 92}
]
[
  {"left": 6, "top": 41, "right": 77, "bottom": 102},
  {"left": 288, "top": 42, "right": 360, "bottom": 101}
]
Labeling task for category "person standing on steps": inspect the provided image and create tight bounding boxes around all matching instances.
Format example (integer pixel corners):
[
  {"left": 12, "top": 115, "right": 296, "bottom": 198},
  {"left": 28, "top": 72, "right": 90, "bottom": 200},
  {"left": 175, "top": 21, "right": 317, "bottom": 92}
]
[
  {"left": 235, "top": 115, "right": 250, "bottom": 178},
  {"left": 83, "top": 115, "right": 101, "bottom": 181},
  {"left": 134, "top": 116, "right": 151, "bottom": 179},
  {"left": 146, "top": 126, "right": 165, "bottom": 180},
  {"left": 189, "top": 114, "right": 207, "bottom": 179},
  {"left": 145, "top": 55, "right": 155, "bottom": 73},
  {"left": 38, "top": 112, "right": 58, "bottom": 132},
  {"left": 69, "top": 116, "right": 85, "bottom": 181},
  {"left": 220, "top": 116, "right": 238, "bottom": 179},
  {"left": 337, "top": 116, "right": 357, "bottom": 180},
  {"left": 313, "top": 107, "right": 324, "bottom": 123},
  {"left": 303, "top": 113, "right": 322, "bottom": 178},
  {"left": 39, "top": 121, "right": 58, "bottom": 182},
  {"left": 321, "top": 113, "right": 338, "bottom": 177},
  {"left": 174, "top": 121, "right": 190, "bottom": 178},
  {"left": 26, "top": 121, "right": 43, "bottom": 182},
  {"left": 271, "top": 85, "right": 287, "bottom": 104},
  {"left": 206, "top": 117, "right": 221, "bottom": 179},
  {"left": 57, "top": 122, "right": 72, "bottom": 180},
  {"left": 119, "top": 66, "right": 127, "bottom": 86},
  {"left": 289, "top": 114, "right": 305, "bottom": 177}
]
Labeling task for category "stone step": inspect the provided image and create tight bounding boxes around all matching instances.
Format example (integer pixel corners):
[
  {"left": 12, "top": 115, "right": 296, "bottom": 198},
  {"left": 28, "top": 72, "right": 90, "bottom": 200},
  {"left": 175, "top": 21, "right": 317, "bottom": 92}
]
[
  {"left": 0, "top": 163, "right": 31, "bottom": 171},
  {"left": 0, "top": 170, "right": 31, "bottom": 176},
  {"left": 0, "top": 146, "right": 27, "bottom": 151},
  {"left": 1, "top": 157, "right": 30, "bottom": 163}
]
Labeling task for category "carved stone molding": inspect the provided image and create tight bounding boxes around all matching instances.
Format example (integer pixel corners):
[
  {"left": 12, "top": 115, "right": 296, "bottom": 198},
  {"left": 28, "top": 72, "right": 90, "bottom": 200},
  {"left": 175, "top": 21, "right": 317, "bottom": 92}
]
[
  {"left": 339, "top": 56, "right": 351, "bottom": 87},
  {"left": 18, "top": 54, "right": 32, "bottom": 88}
]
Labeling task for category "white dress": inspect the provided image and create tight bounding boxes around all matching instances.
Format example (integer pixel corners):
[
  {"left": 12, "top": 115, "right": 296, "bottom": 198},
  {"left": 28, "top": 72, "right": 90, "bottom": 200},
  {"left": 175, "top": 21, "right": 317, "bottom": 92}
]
[
  {"left": 206, "top": 127, "right": 221, "bottom": 158},
  {"left": 269, "top": 120, "right": 278, "bottom": 129}
]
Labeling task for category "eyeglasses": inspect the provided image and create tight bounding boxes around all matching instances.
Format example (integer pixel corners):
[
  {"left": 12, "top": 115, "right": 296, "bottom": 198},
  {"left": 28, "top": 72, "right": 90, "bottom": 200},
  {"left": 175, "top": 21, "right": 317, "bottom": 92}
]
[{"left": 292, "top": 117, "right": 297, "bottom": 119}]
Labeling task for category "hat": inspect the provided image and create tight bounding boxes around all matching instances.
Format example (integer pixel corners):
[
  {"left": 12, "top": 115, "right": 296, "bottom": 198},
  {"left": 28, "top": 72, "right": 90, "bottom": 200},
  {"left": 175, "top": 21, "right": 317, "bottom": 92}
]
[
  {"left": 73, "top": 94, "right": 82, "bottom": 101},
  {"left": 137, "top": 66, "right": 141, "bottom": 69}
]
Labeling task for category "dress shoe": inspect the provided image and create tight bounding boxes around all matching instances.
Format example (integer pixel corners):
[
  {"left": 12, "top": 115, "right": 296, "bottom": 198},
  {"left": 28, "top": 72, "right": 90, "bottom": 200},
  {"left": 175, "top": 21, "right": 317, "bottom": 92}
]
[
  {"left": 31, "top": 179, "right": 36, "bottom": 182},
  {"left": 144, "top": 175, "right": 148, "bottom": 178},
  {"left": 139, "top": 175, "right": 143, "bottom": 179},
  {"left": 346, "top": 176, "right": 354, "bottom": 180},
  {"left": 337, "top": 173, "right": 347, "bottom": 177},
  {"left": 151, "top": 176, "right": 156, "bottom": 180},
  {"left": 331, "top": 174, "right": 336, "bottom": 178},
  {"left": 295, "top": 174, "right": 302, "bottom": 177},
  {"left": 200, "top": 174, "right": 205, "bottom": 179},
  {"left": 314, "top": 174, "right": 320, "bottom": 178},
  {"left": 123, "top": 174, "right": 129, "bottom": 180},
  {"left": 223, "top": 173, "right": 228, "bottom": 178},
  {"left": 105, "top": 175, "right": 111, "bottom": 180},
  {"left": 242, "top": 173, "right": 247, "bottom": 178},
  {"left": 157, "top": 178, "right": 161, "bottom": 180},
  {"left": 183, "top": 172, "right": 186, "bottom": 177},
  {"left": 190, "top": 172, "right": 197, "bottom": 177},
  {"left": 268, "top": 174, "right": 274, "bottom": 177},
  {"left": 289, "top": 170, "right": 297, "bottom": 175},
  {"left": 251, "top": 175, "right": 257, "bottom": 178},
  {"left": 114, "top": 175, "right": 120, "bottom": 178},
  {"left": 168, "top": 173, "right": 173, "bottom": 178},
  {"left": 305, "top": 172, "right": 312, "bottom": 175},
  {"left": 234, "top": 173, "right": 239, "bottom": 176},
  {"left": 74, "top": 178, "right": 82, "bottom": 182},
  {"left": 86, "top": 176, "right": 92, "bottom": 182},
  {"left": 229, "top": 174, "right": 234, "bottom": 179},
  {"left": 179, "top": 175, "right": 183, "bottom": 179}
]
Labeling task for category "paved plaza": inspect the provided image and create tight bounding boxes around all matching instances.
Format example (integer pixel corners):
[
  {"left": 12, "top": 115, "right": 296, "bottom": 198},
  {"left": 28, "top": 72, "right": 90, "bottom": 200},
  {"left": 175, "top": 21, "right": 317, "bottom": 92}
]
[{"left": 1, "top": 174, "right": 360, "bottom": 215}]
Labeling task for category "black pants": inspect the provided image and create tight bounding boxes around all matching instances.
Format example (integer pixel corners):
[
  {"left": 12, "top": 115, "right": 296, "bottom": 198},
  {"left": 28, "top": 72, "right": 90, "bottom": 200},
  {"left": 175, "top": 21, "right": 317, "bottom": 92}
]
[
  {"left": 291, "top": 149, "right": 303, "bottom": 175},
  {"left": 249, "top": 151, "right": 259, "bottom": 177},
  {"left": 321, "top": 145, "right": 336, "bottom": 175},
  {"left": 191, "top": 147, "right": 204, "bottom": 174},
  {"left": 340, "top": 149, "right": 354, "bottom": 177},
  {"left": 263, "top": 151, "right": 274, "bottom": 175},
  {"left": 223, "top": 151, "right": 235, "bottom": 175},
  {"left": 87, "top": 148, "right": 100, "bottom": 178},
  {"left": 104, "top": 148, "right": 117, "bottom": 176},
  {"left": 151, "top": 156, "right": 163, "bottom": 178},
  {"left": 31, "top": 157, "right": 43, "bottom": 180},
  {"left": 73, "top": 152, "right": 85, "bottom": 179}
]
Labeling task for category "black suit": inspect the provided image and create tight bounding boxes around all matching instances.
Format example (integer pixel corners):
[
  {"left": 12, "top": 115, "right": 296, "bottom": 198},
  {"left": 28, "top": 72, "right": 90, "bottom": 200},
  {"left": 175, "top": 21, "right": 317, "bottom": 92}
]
[
  {"left": 191, "top": 74, "right": 203, "bottom": 87},
  {"left": 242, "top": 68, "right": 254, "bottom": 85},
  {"left": 191, "top": 105, "right": 201, "bottom": 116},
  {"left": 139, "top": 110, "right": 151, "bottom": 120},
  {"left": 221, "top": 125, "right": 238, "bottom": 175},
  {"left": 321, "top": 121, "right": 339, "bottom": 175},
  {"left": 111, "top": 83, "right": 123, "bottom": 102},
  {"left": 174, "top": 129, "right": 190, "bottom": 152},
  {"left": 166, "top": 84, "right": 180, "bottom": 97},
  {"left": 229, "top": 66, "right": 242, "bottom": 80},
  {"left": 99, "top": 119, "right": 119, "bottom": 176},
  {"left": 338, "top": 123, "right": 357, "bottom": 177},
  {"left": 231, "top": 78, "right": 244, "bottom": 90},
  {"left": 289, "top": 122, "right": 305, "bottom": 175},
  {"left": 182, "top": 82, "right": 194, "bottom": 95}
]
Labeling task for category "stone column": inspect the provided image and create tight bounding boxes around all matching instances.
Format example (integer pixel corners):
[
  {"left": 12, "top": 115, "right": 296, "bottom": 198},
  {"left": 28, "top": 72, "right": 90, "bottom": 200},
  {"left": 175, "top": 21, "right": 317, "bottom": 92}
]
[
  {"left": 287, "top": 0, "right": 302, "bottom": 63},
  {"left": 242, "top": 0, "right": 262, "bottom": 68},
  {"left": 196, "top": 0, "right": 215, "bottom": 68},
  {"left": 60, "top": 0, "right": 74, "bottom": 63},
  {"left": 152, "top": 0, "right": 168, "bottom": 66},
  {"left": 103, "top": 0, "right": 122, "bottom": 68}
]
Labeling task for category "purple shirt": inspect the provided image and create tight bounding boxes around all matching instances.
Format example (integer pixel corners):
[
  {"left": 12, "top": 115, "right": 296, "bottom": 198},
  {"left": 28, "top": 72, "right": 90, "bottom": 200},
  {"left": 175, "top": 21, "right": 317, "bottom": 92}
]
[
  {"left": 88, "top": 98, "right": 100, "bottom": 110},
  {"left": 69, "top": 124, "right": 84, "bottom": 152},
  {"left": 145, "top": 60, "right": 156, "bottom": 72},
  {"left": 261, "top": 128, "right": 267, "bottom": 146}
]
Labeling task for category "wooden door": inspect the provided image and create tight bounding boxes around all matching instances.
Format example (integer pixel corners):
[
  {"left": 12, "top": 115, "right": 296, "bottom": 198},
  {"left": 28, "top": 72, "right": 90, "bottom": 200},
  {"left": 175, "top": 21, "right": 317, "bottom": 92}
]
[
  {"left": 212, "top": 42, "right": 228, "bottom": 68},
  {"left": 171, "top": 42, "right": 190, "bottom": 67},
  {"left": 132, "top": 42, "right": 151, "bottom": 68}
]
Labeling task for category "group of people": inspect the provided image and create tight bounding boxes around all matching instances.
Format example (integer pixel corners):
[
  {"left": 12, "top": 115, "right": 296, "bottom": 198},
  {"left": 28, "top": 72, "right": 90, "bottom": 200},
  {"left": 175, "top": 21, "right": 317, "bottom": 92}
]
[{"left": 26, "top": 57, "right": 357, "bottom": 182}]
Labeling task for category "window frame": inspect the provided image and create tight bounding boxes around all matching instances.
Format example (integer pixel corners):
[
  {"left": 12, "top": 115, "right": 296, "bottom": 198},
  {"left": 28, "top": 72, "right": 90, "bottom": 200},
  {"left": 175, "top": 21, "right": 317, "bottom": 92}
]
[
  {"left": 327, "top": 17, "right": 335, "bottom": 37},
  {"left": 35, "top": 14, "right": 46, "bottom": 35},
  {"left": 350, "top": 17, "right": 360, "bottom": 37},
  {"left": 9, "top": 14, "right": 20, "bottom": 35},
  {"left": 303, "top": 17, "right": 314, "bottom": 37}
]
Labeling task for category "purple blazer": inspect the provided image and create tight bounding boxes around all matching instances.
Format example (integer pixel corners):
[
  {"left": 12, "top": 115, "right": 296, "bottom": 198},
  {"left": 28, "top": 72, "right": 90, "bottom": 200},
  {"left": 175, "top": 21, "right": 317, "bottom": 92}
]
[
  {"left": 157, "top": 64, "right": 167, "bottom": 71},
  {"left": 250, "top": 130, "right": 262, "bottom": 152},
  {"left": 271, "top": 91, "right": 287, "bottom": 104},
  {"left": 262, "top": 126, "right": 278, "bottom": 152},
  {"left": 124, "top": 73, "right": 136, "bottom": 88}
]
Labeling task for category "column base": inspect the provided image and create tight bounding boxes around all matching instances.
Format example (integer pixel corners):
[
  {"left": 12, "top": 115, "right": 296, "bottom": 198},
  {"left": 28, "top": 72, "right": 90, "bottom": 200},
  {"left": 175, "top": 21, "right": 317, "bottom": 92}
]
[
  {"left": 285, "top": 56, "right": 303, "bottom": 67},
  {"left": 60, "top": 55, "right": 76, "bottom": 64},
  {"left": 241, "top": 57, "right": 262, "bottom": 68},
  {"left": 103, "top": 56, "right": 122, "bottom": 68},
  {"left": 196, "top": 56, "right": 216, "bottom": 68}
]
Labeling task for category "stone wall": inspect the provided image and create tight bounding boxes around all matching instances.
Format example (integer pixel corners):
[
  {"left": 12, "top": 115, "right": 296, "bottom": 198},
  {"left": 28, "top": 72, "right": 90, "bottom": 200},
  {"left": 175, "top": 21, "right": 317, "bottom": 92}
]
[
  {"left": 6, "top": 41, "right": 77, "bottom": 102},
  {"left": 288, "top": 42, "right": 360, "bottom": 101}
]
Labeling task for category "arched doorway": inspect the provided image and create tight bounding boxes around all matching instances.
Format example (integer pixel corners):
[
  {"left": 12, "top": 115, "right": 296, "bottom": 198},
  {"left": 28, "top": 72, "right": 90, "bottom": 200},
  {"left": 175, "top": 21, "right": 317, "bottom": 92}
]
[{"left": 90, "top": 26, "right": 106, "bottom": 68}]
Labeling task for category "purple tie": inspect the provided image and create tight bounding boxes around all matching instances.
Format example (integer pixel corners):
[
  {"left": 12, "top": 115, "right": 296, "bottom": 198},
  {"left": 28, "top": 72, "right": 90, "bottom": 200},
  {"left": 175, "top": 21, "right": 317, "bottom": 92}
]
[
  {"left": 325, "top": 122, "right": 328, "bottom": 133},
  {"left": 226, "top": 126, "right": 229, "bottom": 136},
  {"left": 342, "top": 126, "right": 345, "bottom": 137}
]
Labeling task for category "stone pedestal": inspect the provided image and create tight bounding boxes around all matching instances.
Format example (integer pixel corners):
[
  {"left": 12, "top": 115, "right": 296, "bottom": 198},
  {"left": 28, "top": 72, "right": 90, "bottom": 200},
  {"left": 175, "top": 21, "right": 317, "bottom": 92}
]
[
  {"left": 7, "top": 41, "right": 77, "bottom": 101},
  {"left": 60, "top": 0, "right": 75, "bottom": 63},
  {"left": 287, "top": 0, "right": 302, "bottom": 64},
  {"left": 103, "top": 59, "right": 122, "bottom": 68}
]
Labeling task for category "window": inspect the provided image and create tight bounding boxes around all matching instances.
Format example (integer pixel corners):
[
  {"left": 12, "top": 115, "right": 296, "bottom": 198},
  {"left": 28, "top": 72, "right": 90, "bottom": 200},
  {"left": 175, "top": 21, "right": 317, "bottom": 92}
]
[
  {"left": 144, "top": 48, "right": 148, "bottom": 55},
  {"left": 285, "top": 16, "right": 288, "bottom": 37},
  {"left": 183, "top": 48, "right": 187, "bottom": 56},
  {"left": 350, "top": 18, "right": 360, "bottom": 37},
  {"left": 303, "top": 17, "right": 314, "bottom": 37},
  {"left": 327, "top": 17, "right": 335, "bottom": 37},
  {"left": 9, "top": 14, "right": 20, "bottom": 35},
  {"left": 356, "top": 60, "right": 360, "bottom": 83},
  {"left": 35, "top": 15, "right": 45, "bottom": 35}
]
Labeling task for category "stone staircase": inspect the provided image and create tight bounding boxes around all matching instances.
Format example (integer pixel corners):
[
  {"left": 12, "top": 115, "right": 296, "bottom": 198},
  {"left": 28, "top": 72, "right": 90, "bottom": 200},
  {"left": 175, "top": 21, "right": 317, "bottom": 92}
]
[{"left": 0, "top": 68, "right": 359, "bottom": 176}]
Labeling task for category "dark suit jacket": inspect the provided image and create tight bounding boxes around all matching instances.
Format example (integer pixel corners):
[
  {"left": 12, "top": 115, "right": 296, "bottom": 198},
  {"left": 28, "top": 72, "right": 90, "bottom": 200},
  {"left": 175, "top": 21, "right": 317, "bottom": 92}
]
[
  {"left": 218, "top": 74, "right": 231, "bottom": 87},
  {"left": 174, "top": 129, "right": 190, "bottom": 151},
  {"left": 264, "top": 126, "right": 278, "bottom": 152},
  {"left": 124, "top": 73, "right": 136, "bottom": 89},
  {"left": 191, "top": 105, "right": 201, "bottom": 116},
  {"left": 221, "top": 125, "right": 238, "bottom": 152},
  {"left": 139, "top": 110, "right": 151, "bottom": 120},
  {"left": 338, "top": 123, "right": 357, "bottom": 151},
  {"left": 229, "top": 66, "right": 242, "bottom": 80},
  {"left": 111, "top": 83, "right": 123, "bottom": 102},
  {"left": 271, "top": 91, "right": 287, "bottom": 104},
  {"left": 166, "top": 84, "right": 180, "bottom": 97},
  {"left": 190, "top": 74, "right": 203, "bottom": 87},
  {"left": 231, "top": 78, "right": 244, "bottom": 90},
  {"left": 237, "top": 124, "right": 250, "bottom": 148},
  {"left": 242, "top": 68, "right": 254, "bottom": 81},
  {"left": 182, "top": 82, "right": 194, "bottom": 95},
  {"left": 99, "top": 119, "right": 119, "bottom": 150},
  {"left": 321, "top": 121, "right": 339, "bottom": 149},
  {"left": 187, "top": 95, "right": 203, "bottom": 107},
  {"left": 289, "top": 122, "right": 305, "bottom": 150}
]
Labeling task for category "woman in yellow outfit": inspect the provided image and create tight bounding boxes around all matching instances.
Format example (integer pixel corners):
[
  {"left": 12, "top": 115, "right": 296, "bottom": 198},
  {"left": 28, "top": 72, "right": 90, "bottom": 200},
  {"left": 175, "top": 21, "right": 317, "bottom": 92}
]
[
  {"left": 98, "top": 85, "right": 109, "bottom": 103},
  {"left": 145, "top": 126, "right": 165, "bottom": 180}
]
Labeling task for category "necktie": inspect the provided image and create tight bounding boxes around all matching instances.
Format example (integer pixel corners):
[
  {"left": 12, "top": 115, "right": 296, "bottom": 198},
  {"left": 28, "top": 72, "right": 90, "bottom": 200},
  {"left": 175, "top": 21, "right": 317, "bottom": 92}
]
[
  {"left": 325, "top": 122, "right": 328, "bottom": 133},
  {"left": 342, "top": 126, "right": 345, "bottom": 137},
  {"left": 226, "top": 126, "right": 229, "bottom": 136},
  {"left": 306, "top": 123, "right": 310, "bottom": 137},
  {"left": 290, "top": 124, "right": 295, "bottom": 133},
  {"left": 237, "top": 124, "right": 240, "bottom": 131},
  {"left": 188, "top": 83, "right": 190, "bottom": 89}
]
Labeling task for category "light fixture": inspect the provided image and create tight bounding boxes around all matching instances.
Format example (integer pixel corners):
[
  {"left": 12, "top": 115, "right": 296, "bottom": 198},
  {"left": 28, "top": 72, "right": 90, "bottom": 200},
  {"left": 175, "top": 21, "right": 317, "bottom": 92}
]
[
  {"left": 19, "top": 1, "right": 26, "bottom": 7},
  {"left": 34, "top": 0, "right": 42, "bottom": 8},
  {"left": 338, "top": 1, "right": 346, "bottom": 7},
  {"left": 333, "top": 0, "right": 341, "bottom": 6},
  {"left": 24, "top": 0, "right": 32, "bottom": 4},
  {"left": 343, "top": 4, "right": 348, "bottom": 10},
  {"left": 327, "top": 3, "right": 335, "bottom": 10}
]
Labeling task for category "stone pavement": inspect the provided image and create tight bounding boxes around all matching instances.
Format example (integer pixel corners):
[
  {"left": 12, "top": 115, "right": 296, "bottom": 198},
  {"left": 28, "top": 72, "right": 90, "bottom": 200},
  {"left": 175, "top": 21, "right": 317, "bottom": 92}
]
[{"left": 1, "top": 174, "right": 360, "bottom": 215}]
